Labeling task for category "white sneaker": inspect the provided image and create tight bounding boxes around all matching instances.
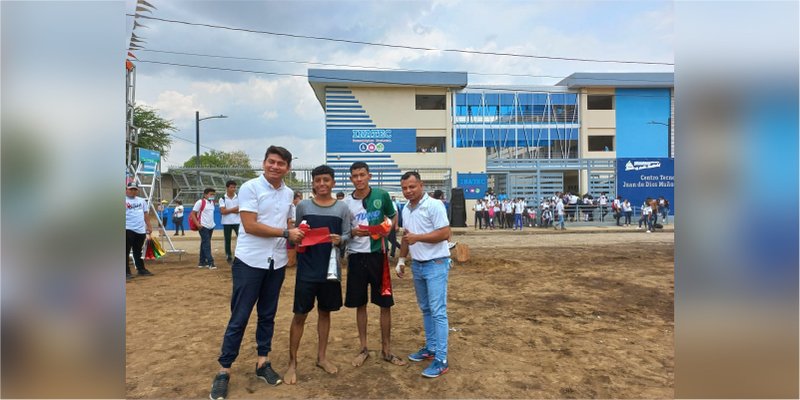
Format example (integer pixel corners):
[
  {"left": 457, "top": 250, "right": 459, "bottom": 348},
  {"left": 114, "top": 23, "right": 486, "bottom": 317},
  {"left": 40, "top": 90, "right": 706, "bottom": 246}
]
[
  {"left": 198, "top": 264, "right": 207, "bottom": 269},
  {"left": 208, "top": 265, "right": 218, "bottom": 270},
  {"left": 637, "top": 227, "right": 642, "bottom": 230},
  {"left": 646, "top": 230, "right": 651, "bottom": 233},
  {"left": 447, "top": 241, "right": 457, "bottom": 249}
]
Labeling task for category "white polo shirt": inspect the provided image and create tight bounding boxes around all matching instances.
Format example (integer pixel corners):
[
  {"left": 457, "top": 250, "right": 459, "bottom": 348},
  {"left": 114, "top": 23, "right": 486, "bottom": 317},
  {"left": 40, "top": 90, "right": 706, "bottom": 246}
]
[
  {"left": 235, "top": 174, "right": 293, "bottom": 269},
  {"left": 219, "top": 193, "right": 241, "bottom": 225},
  {"left": 192, "top": 198, "right": 216, "bottom": 229},
  {"left": 402, "top": 193, "right": 450, "bottom": 262}
]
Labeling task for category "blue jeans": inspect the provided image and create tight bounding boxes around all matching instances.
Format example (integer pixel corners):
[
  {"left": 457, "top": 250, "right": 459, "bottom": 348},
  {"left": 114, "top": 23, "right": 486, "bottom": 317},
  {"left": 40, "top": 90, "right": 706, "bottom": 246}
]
[
  {"left": 199, "top": 227, "right": 214, "bottom": 265},
  {"left": 411, "top": 257, "right": 451, "bottom": 362},
  {"left": 557, "top": 214, "right": 565, "bottom": 229},
  {"left": 514, "top": 214, "right": 523, "bottom": 229},
  {"left": 218, "top": 258, "right": 286, "bottom": 368}
]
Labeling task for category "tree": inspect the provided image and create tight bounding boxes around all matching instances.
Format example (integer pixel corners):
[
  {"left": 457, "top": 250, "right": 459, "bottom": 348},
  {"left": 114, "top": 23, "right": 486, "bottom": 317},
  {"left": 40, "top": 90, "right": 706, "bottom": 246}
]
[
  {"left": 132, "top": 105, "right": 176, "bottom": 158},
  {"left": 183, "top": 150, "right": 257, "bottom": 179}
]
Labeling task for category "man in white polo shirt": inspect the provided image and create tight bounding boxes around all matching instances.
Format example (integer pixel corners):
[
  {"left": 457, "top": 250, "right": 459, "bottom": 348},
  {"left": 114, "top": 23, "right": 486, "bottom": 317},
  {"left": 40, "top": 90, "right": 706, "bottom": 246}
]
[
  {"left": 209, "top": 146, "right": 305, "bottom": 400},
  {"left": 219, "top": 180, "right": 241, "bottom": 264},
  {"left": 191, "top": 187, "right": 218, "bottom": 269},
  {"left": 395, "top": 171, "right": 452, "bottom": 379}
]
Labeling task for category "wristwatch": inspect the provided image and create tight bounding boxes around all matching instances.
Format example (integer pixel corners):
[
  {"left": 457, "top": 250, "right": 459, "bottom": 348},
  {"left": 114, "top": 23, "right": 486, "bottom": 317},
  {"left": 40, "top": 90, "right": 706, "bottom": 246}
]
[{"left": 282, "top": 229, "right": 289, "bottom": 238}]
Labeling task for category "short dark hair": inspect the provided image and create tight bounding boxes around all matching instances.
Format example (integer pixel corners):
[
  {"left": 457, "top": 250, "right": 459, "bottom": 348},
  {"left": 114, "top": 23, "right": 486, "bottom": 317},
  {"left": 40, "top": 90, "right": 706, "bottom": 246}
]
[
  {"left": 203, "top": 187, "right": 216, "bottom": 195},
  {"left": 432, "top": 189, "right": 443, "bottom": 199},
  {"left": 225, "top": 180, "right": 237, "bottom": 188},
  {"left": 400, "top": 171, "right": 421, "bottom": 182},
  {"left": 349, "top": 161, "right": 369, "bottom": 173},
  {"left": 175, "top": 200, "right": 182, "bottom": 205},
  {"left": 311, "top": 164, "right": 335, "bottom": 180},
  {"left": 336, "top": 192, "right": 345, "bottom": 199},
  {"left": 264, "top": 145, "right": 293, "bottom": 166},
  {"left": 293, "top": 191, "right": 302, "bottom": 199}
]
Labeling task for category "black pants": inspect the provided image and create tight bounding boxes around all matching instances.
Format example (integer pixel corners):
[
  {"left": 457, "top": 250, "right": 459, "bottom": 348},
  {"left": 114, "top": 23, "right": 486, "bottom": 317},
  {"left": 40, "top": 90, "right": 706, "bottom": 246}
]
[
  {"left": 126, "top": 229, "right": 146, "bottom": 275},
  {"left": 223, "top": 224, "right": 240, "bottom": 259},
  {"left": 218, "top": 258, "right": 286, "bottom": 368},
  {"left": 387, "top": 228, "right": 400, "bottom": 257},
  {"left": 474, "top": 211, "right": 482, "bottom": 229}
]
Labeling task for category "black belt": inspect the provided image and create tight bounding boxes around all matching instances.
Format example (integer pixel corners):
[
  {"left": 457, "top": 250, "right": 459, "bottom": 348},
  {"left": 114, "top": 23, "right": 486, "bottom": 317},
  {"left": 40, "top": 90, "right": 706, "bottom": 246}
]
[{"left": 413, "top": 257, "right": 448, "bottom": 264}]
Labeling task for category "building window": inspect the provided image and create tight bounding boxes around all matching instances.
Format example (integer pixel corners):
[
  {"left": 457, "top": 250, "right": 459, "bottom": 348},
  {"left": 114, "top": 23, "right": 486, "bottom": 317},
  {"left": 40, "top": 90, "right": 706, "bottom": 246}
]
[
  {"left": 588, "top": 136, "right": 615, "bottom": 151},
  {"left": 416, "top": 95, "right": 446, "bottom": 110},
  {"left": 587, "top": 95, "right": 614, "bottom": 110},
  {"left": 417, "top": 137, "right": 446, "bottom": 153}
]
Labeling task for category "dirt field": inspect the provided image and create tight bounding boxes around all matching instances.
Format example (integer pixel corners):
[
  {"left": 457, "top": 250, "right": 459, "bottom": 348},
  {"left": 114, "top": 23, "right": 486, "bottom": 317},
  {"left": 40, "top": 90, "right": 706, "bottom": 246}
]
[{"left": 127, "top": 229, "right": 674, "bottom": 399}]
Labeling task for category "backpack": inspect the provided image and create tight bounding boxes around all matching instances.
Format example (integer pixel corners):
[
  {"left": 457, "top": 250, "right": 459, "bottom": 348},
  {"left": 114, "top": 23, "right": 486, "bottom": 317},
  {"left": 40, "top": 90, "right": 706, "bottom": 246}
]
[{"left": 189, "top": 199, "right": 206, "bottom": 231}]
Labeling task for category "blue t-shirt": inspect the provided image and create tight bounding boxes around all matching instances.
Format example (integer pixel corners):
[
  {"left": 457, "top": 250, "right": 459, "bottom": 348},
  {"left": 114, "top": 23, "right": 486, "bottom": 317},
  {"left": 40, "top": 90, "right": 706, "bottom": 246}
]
[{"left": 295, "top": 199, "right": 351, "bottom": 283}]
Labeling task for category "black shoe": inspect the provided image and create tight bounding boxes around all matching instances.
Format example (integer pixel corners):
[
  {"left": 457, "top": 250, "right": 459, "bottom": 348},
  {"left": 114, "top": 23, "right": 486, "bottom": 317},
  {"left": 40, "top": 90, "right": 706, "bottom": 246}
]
[
  {"left": 138, "top": 269, "right": 154, "bottom": 276},
  {"left": 209, "top": 372, "right": 229, "bottom": 400},
  {"left": 256, "top": 362, "right": 282, "bottom": 385}
]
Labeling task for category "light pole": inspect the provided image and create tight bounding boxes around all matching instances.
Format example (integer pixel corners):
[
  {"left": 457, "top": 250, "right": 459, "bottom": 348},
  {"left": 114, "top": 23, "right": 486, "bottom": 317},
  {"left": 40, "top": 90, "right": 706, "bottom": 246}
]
[
  {"left": 195, "top": 111, "right": 228, "bottom": 185},
  {"left": 648, "top": 118, "right": 672, "bottom": 158}
]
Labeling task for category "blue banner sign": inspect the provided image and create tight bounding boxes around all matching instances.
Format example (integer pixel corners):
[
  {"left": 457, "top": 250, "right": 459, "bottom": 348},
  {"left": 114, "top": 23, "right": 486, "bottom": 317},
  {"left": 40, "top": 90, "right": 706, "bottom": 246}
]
[
  {"left": 616, "top": 158, "right": 674, "bottom": 214},
  {"left": 138, "top": 148, "right": 161, "bottom": 174},
  {"left": 326, "top": 128, "right": 416, "bottom": 153},
  {"left": 457, "top": 173, "right": 488, "bottom": 200}
]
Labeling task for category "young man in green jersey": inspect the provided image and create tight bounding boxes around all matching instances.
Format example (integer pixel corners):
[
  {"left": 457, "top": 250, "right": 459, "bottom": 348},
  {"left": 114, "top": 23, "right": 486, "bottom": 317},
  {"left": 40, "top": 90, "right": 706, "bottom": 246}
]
[{"left": 343, "top": 161, "right": 407, "bottom": 367}]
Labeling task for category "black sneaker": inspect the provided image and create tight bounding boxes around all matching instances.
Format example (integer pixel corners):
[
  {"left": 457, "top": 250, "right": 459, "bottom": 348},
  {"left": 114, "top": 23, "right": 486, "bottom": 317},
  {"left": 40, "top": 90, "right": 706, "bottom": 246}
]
[
  {"left": 209, "top": 372, "right": 229, "bottom": 400},
  {"left": 138, "top": 269, "right": 154, "bottom": 276},
  {"left": 255, "top": 362, "right": 282, "bottom": 385}
]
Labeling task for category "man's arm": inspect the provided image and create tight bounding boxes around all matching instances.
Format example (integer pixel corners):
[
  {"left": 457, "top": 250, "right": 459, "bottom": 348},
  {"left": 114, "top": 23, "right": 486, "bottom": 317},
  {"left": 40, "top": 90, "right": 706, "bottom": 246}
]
[
  {"left": 240, "top": 211, "right": 304, "bottom": 243},
  {"left": 402, "top": 226, "right": 450, "bottom": 246},
  {"left": 143, "top": 210, "right": 152, "bottom": 234}
]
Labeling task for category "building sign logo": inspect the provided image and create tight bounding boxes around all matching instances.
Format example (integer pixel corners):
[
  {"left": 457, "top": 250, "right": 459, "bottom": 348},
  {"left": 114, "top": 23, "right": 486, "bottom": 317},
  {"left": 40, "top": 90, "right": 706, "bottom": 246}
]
[{"left": 625, "top": 160, "right": 662, "bottom": 171}]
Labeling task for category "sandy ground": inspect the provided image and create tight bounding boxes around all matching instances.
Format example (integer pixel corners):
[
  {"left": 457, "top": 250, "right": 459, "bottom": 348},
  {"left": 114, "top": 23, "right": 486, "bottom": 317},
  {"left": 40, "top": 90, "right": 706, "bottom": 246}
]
[{"left": 127, "top": 229, "right": 674, "bottom": 399}]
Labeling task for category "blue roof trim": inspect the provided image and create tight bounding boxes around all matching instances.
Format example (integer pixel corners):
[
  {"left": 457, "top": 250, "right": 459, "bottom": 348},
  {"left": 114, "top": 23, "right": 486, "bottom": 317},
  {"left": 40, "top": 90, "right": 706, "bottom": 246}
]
[
  {"left": 310, "top": 68, "right": 468, "bottom": 87},
  {"left": 556, "top": 72, "right": 674, "bottom": 88}
]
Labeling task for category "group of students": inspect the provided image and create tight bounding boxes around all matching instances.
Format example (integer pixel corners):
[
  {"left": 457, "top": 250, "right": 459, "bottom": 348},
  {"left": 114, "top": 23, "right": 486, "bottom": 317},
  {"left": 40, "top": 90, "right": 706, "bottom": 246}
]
[
  {"left": 472, "top": 196, "right": 530, "bottom": 230},
  {"left": 199, "top": 146, "right": 453, "bottom": 400}
]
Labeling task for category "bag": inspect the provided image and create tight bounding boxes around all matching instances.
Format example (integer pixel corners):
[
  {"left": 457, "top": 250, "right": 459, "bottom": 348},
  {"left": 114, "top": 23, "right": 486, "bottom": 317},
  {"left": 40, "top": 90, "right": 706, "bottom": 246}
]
[
  {"left": 653, "top": 223, "right": 664, "bottom": 229},
  {"left": 453, "top": 243, "right": 470, "bottom": 263},
  {"left": 189, "top": 199, "right": 206, "bottom": 231}
]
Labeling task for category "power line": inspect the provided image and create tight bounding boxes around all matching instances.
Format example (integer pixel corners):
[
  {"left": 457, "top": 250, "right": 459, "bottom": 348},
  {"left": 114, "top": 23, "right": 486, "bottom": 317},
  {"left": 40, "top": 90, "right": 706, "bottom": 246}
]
[
  {"left": 128, "top": 14, "right": 674, "bottom": 66},
  {"left": 135, "top": 59, "right": 673, "bottom": 98},
  {"left": 139, "top": 48, "right": 673, "bottom": 83}
]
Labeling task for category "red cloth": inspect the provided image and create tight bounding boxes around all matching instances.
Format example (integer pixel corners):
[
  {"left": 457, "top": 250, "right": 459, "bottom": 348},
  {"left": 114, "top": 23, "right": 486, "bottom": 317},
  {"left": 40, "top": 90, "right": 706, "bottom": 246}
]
[
  {"left": 298, "top": 227, "right": 331, "bottom": 248},
  {"left": 380, "top": 252, "right": 392, "bottom": 296}
]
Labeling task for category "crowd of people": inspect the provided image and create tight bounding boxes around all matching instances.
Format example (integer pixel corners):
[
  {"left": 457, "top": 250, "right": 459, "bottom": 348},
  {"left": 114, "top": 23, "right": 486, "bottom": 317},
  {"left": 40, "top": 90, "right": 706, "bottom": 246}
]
[
  {"left": 126, "top": 147, "right": 454, "bottom": 400},
  {"left": 471, "top": 190, "right": 670, "bottom": 231}
]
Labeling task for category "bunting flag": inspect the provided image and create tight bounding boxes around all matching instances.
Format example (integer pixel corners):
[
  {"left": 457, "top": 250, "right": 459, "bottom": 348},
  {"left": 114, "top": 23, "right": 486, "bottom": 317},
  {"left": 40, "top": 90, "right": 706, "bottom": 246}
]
[
  {"left": 127, "top": 51, "right": 138, "bottom": 59},
  {"left": 133, "top": 20, "right": 149, "bottom": 29},
  {"left": 137, "top": 0, "right": 157, "bottom": 9},
  {"left": 126, "top": 60, "right": 134, "bottom": 71},
  {"left": 128, "top": 43, "right": 143, "bottom": 50},
  {"left": 130, "top": 37, "right": 146, "bottom": 44},
  {"left": 135, "top": 5, "right": 153, "bottom": 13}
]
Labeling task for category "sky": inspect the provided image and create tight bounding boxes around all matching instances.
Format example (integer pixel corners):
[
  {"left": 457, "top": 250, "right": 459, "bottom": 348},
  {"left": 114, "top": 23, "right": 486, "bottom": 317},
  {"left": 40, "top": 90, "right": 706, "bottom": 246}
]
[{"left": 126, "top": 0, "right": 674, "bottom": 170}]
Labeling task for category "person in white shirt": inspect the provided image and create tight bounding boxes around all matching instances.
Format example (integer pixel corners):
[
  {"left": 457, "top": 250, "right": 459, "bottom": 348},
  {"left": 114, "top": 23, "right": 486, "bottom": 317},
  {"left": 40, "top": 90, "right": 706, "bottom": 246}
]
[
  {"left": 209, "top": 146, "right": 305, "bottom": 400},
  {"left": 513, "top": 198, "right": 525, "bottom": 230},
  {"left": 125, "top": 182, "right": 153, "bottom": 280},
  {"left": 555, "top": 198, "right": 566, "bottom": 230},
  {"left": 473, "top": 200, "right": 484, "bottom": 229},
  {"left": 638, "top": 198, "right": 654, "bottom": 232},
  {"left": 172, "top": 200, "right": 185, "bottom": 236},
  {"left": 598, "top": 193, "right": 608, "bottom": 222},
  {"left": 622, "top": 199, "right": 633, "bottom": 226},
  {"left": 191, "top": 188, "right": 218, "bottom": 269},
  {"left": 220, "top": 180, "right": 241, "bottom": 264},
  {"left": 395, "top": 171, "right": 452, "bottom": 378}
]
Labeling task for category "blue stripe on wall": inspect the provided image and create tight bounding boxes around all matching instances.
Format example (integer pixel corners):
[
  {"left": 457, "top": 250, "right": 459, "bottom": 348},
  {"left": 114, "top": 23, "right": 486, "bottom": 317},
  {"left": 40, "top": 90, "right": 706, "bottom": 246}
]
[{"left": 615, "top": 88, "right": 671, "bottom": 158}]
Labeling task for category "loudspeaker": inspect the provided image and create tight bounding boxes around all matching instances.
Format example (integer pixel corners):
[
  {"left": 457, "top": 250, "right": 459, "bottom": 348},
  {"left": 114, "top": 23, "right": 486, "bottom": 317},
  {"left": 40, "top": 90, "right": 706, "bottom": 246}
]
[{"left": 449, "top": 188, "right": 467, "bottom": 227}]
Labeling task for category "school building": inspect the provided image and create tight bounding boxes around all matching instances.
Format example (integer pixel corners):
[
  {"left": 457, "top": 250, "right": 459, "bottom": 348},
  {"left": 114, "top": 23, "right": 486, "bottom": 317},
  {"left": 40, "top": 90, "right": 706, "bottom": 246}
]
[{"left": 307, "top": 69, "right": 674, "bottom": 212}]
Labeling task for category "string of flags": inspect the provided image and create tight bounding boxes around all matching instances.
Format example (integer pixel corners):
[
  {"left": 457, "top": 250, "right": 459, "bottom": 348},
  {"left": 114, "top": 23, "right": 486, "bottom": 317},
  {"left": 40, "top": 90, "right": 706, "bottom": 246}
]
[{"left": 127, "top": 0, "right": 156, "bottom": 71}]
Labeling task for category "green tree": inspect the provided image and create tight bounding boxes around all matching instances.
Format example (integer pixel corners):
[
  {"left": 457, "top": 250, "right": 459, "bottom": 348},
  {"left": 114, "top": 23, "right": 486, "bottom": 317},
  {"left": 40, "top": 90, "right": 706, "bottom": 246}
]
[
  {"left": 183, "top": 150, "right": 257, "bottom": 178},
  {"left": 132, "top": 105, "right": 176, "bottom": 158}
]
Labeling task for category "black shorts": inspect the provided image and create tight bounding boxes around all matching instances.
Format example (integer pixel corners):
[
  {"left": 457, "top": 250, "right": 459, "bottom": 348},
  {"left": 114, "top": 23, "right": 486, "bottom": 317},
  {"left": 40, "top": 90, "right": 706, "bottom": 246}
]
[
  {"left": 293, "top": 279, "right": 342, "bottom": 314},
  {"left": 345, "top": 252, "right": 394, "bottom": 308}
]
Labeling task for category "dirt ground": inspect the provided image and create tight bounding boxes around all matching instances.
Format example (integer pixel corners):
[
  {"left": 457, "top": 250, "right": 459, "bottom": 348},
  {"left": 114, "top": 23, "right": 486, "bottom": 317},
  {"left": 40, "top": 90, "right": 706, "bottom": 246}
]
[{"left": 126, "top": 229, "right": 674, "bottom": 399}]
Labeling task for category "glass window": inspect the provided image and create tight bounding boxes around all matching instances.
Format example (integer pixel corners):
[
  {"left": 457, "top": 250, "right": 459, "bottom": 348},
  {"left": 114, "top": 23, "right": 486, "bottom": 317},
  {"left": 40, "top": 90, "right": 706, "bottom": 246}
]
[
  {"left": 587, "top": 95, "right": 614, "bottom": 110},
  {"left": 416, "top": 95, "right": 446, "bottom": 110},
  {"left": 417, "top": 137, "right": 446, "bottom": 153},
  {"left": 588, "top": 135, "right": 615, "bottom": 151}
]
